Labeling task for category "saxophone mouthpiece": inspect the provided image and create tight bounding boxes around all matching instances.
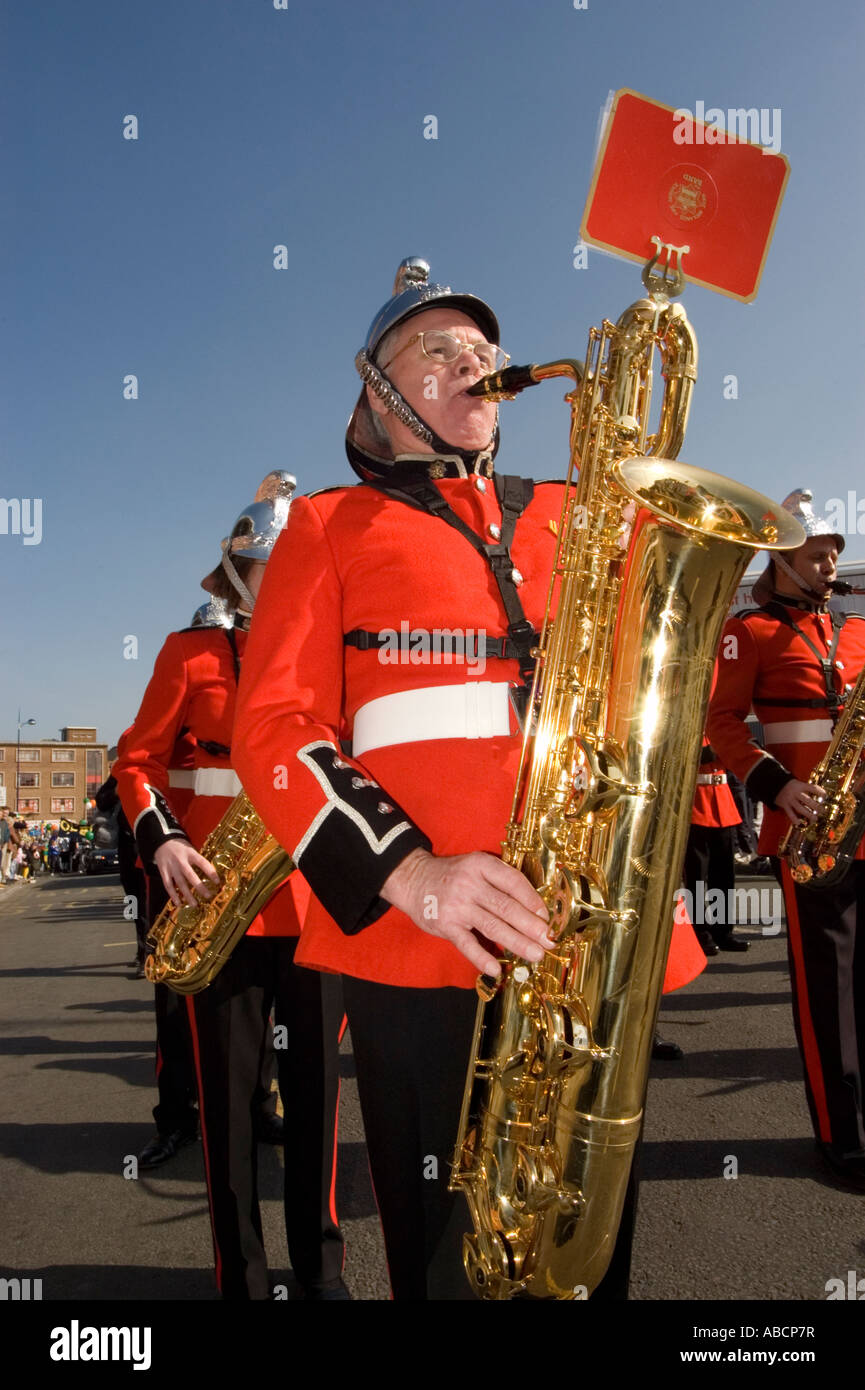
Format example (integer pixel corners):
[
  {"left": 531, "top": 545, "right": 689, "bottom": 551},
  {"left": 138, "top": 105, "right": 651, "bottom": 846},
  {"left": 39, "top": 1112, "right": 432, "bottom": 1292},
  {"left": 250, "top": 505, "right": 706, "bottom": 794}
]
[{"left": 467, "top": 364, "right": 540, "bottom": 400}]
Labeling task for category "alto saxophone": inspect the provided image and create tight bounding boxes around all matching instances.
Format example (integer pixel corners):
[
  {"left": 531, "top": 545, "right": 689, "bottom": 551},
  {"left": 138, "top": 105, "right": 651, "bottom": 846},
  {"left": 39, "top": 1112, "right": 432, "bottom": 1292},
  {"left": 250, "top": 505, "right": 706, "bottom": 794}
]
[
  {"left": 780, "top": 663, "right": 865, "bottom": 886},
  {"left": 144, "top": 790, "right": 292, "bottom": 994},
  {"left": 449, "top": 270, "right": 803, "bottom": 1299}
]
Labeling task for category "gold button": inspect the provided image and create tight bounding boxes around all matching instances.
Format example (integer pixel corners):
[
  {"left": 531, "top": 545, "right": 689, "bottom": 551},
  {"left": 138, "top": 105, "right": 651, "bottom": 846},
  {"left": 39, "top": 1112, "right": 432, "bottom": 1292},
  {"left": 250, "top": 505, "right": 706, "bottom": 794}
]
[
  {"left": 511, "top": 568, "right": 524, "bottom": 586},
  {"left": 488, "top": 523, "right": 501, "bottom": 540},
  {"left": 475, "top": 477, "right": 487, "bottom": 493}
]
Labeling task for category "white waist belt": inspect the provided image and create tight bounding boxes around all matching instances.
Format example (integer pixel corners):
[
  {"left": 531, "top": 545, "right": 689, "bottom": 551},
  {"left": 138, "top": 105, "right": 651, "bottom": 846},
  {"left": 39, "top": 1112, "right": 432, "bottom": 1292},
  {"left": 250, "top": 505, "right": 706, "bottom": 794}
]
[
  {"left": 168, "top": 768, "right": 242, "bottom": 797},
  {"left": 168, "top": 770, "right": 195, "bottom": 789},
  {"left": 696, "top": 773, "right": 727, "bottom": 785},
  {"left": 762, "top": 720, "right": 833, "bottom": 745},
  {"left": 352, "top": 682, "right": 512, "bottom": 756}
]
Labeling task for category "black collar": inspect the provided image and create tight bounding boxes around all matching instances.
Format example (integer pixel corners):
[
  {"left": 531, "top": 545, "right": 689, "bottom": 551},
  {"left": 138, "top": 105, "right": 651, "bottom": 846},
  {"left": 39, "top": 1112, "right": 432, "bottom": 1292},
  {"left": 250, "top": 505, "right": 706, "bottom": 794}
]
[
  {"left": 767, "top": 591, "right": 830, "bottom": 616},
  {"left": 391, "top": 450, "right": 495, "bottom": 480}
]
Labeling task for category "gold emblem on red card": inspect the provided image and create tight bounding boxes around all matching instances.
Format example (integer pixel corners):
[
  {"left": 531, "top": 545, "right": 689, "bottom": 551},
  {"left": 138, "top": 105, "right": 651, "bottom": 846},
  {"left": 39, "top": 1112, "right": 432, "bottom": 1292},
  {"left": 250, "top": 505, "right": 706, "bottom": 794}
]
[{"left": 581, "top": 89, "right": 790, "bottom": 302}]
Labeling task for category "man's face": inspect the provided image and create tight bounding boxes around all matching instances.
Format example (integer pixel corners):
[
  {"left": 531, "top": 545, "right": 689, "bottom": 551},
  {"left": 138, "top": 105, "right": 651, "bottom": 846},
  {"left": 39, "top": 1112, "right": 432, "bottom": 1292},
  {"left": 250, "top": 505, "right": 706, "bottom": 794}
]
[
  {"left": 367, "top": 307, "right": 498, "bottom": 455},
  {"left": 791, "top": 535, "right": 839, "bottom": 595}
]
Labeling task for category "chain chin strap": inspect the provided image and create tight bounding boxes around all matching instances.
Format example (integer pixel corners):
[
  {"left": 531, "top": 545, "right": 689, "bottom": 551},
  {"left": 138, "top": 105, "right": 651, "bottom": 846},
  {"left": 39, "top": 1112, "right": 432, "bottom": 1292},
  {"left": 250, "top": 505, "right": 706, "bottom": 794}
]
[
  {"left": 355, "top": 350, "right": 499, "bottom": 465},
  {"left": 355, "top": 351, "right": 434, "bottom": 444},
  {"left": 222, "top": 553, "right": 257, "bottom": 612}
]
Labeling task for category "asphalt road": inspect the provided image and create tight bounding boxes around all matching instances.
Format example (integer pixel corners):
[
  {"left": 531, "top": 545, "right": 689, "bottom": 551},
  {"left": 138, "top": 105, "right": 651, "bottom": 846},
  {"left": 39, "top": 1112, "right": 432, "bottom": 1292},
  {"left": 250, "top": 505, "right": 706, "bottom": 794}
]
[{"left": 0, "top": 870, "right": 862, "bottom": 1305}]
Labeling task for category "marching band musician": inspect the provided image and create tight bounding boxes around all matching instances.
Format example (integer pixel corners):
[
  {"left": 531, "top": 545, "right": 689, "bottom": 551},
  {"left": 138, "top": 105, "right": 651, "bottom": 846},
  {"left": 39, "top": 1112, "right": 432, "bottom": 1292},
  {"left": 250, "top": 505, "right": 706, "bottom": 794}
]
[
  {"left": 122, "top": 725, "right": 201, "bottom": 1163},
  {"left": 683, "top": 735, "right": 748, "bottom": 957},
  {"left": 708, "top": 488, "right": 865, "bottom": 1189},
  {"left": 233, "top": 258, "right": 706, "bottom": 1299},
  {"left": 114, "top": 473, "right": 347, "bottom": 1299}
]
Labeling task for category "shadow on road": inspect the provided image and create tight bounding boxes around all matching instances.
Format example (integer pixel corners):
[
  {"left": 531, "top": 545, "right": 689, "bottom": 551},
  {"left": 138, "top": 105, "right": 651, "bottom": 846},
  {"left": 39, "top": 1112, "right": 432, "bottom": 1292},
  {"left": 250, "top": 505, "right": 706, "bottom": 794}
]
[
  {"left": 0, "top": 1122, "right": 378, "bottom": 1218},
  {"left": 641, "top": 1133, "right": 836, "bottom": 1188}
]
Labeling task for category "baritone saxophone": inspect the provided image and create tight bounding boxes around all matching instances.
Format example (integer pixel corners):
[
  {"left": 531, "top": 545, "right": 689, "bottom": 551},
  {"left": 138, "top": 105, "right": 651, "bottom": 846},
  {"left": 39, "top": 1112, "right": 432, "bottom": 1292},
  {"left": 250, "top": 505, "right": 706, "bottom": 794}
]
[
  {"left": 449, "top": 267, "right": 804, "bottom": 1299},
  {"left": 780, "top": 662, "right": 865, "bottom": 886}
]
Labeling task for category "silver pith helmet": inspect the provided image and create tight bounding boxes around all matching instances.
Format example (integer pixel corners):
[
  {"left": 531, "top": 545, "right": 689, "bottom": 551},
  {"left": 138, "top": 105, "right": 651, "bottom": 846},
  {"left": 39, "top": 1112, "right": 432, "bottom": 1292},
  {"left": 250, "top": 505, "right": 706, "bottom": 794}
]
[
  {"left": 752, "top": 487, "right": 844, "bottom": 605},
  {"left": 779, "top": 489, "right": 845, "bottom": 549},
  {"left": 224, "top": 470, "right": 297, "bottom": 560},
  {"left": 345, "top": 257, "right": 501, "bottom": 478},
  {"left": 201, "top": 471, "right": 297, "bottom": 594},
  {"left": 190, "top": 597, "right": 233, "bottom": 629}
]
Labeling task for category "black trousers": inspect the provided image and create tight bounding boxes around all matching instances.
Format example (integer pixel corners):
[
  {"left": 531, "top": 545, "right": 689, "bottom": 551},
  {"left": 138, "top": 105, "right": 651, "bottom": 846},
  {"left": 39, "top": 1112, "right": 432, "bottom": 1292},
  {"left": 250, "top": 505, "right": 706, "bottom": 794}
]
[
  {"left": 117, "top": 833, "right": 148, "bottom": 965},
  {"left": 147, "top": 872, "right": 199, "bottom": 1135},
  {"left": 779, "top": 860, "right": 865, "bottom": 1156},
  {"left": 187, "top": 935, "right": 345, "bottom": 1299},
  {"left": 342, "top": 977, "right": 636, "bottom": 1301},
  {"left": 683, "top": 824, "right": 737, "bottom": 943},
  {"left": 147, "top": 873, "right": 276, "bottom": 1136}
]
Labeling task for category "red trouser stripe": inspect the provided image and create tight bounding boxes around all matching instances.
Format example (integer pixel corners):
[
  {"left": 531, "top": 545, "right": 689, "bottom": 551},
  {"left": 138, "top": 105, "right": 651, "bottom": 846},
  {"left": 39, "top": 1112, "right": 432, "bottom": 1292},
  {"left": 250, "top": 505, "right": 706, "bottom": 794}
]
[
  {"left": 781, "top": 863, "right": 833, "bottom": 1143},
  {"left": 184, "top": 994, "right": 223, "bottom": 1292}
]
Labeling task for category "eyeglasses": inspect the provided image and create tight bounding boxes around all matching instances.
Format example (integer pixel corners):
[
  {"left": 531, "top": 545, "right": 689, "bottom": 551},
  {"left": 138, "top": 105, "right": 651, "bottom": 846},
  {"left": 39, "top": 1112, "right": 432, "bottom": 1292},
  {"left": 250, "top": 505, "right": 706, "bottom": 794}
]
[{"left": 379, "top": 330, "right": 510, "bottom": 375}]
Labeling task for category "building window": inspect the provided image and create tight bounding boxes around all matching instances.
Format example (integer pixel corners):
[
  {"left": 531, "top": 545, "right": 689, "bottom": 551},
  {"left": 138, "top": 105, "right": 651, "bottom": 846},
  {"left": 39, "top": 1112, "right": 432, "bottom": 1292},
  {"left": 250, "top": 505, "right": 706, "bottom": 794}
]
[
  {"left": 51, "top": 798, "right": 76, "bottom": 814},
  {"left": 51, "top": 749, "right": 76, "bottom": 763},
  {"left": 19, "top": 772, "right": 40, "bottom": 788},
  {"left": 86, "top": 749, "right": 104, "bottom": 800},
  {"left": 19, "top": 799, "right": 40, "bottom": 814},
  {"left": 51, "top": 773, "right": 76, "bottom": 788},
  {"left": 19, "top": 749, "right": 40, "bottom": 762}
]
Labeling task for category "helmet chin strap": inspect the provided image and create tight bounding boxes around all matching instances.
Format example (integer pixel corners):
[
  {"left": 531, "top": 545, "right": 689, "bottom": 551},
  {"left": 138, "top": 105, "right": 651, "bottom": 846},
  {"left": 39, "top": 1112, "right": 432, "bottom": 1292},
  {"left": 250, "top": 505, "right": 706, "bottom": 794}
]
[
  {"left": 775, "top": 552, "right": 826, "bottom": 602},
  {"left": 222, "top": 553, "right": 257, "bottom": 612},
  {"left": 356, "top": 351, "right": 497, "bottom": 461}
]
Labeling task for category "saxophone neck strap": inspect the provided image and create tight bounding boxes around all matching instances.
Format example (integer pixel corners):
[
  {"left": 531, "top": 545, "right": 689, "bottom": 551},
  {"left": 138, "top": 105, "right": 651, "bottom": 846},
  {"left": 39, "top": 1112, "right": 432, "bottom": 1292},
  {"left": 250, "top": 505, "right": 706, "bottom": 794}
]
[
  {"left": 362, "top": 472, "right": 538, "bottom": 684},
  {"left": 761, "top": 601, "right": 847, "bottom": 718},
  {"left": 224, "top": 625, "right": 242, "bottom": 684}
]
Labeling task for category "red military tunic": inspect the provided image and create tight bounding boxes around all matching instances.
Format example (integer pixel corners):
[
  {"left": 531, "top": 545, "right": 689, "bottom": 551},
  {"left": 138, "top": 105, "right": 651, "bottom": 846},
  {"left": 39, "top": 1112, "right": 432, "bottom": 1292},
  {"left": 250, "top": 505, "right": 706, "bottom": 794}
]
[
  {"left": 233, "top": 473, "right": 704, "bottom": 990},
  {"left": 707, "top": 601, "right": 865, "bottom": 856},
  {"left": 691, "top": 737, "right": 740, "bottom": 829},
  {"left": 114, "top": 624, "right": 304, "bottom": 936}
]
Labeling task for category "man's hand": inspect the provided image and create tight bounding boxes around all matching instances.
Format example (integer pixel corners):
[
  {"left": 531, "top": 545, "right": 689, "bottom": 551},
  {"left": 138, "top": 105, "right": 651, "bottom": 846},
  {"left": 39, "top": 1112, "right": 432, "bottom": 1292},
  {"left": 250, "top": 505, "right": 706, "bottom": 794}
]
[
  {"left": 153, "top": 839, "right": 221, "bottom": 909},
  {"left": 381, "top": 848, "right": 554, "bottom": 977},
  {"left": 776, "top": 778, "right": 827, "bottom": 827}
]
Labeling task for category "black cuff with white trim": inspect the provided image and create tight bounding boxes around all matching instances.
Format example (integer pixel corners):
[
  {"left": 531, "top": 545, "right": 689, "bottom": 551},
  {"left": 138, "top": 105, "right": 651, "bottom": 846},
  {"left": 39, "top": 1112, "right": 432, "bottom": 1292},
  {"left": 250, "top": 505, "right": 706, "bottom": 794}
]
[
  {"left": 134, "top": 789, "right": 190, "bottom": 868},
  {"left": 294, "top": 743, "right": 431, "bottom": 934},
  {"left": 745, "top": 756, "right": 794, "bottom": 810}
]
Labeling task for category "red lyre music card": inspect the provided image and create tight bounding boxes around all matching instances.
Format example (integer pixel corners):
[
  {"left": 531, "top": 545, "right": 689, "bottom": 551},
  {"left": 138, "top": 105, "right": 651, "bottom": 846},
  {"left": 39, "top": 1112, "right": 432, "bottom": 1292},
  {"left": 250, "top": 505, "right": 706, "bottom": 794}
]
[{"left": 580, "top": 88, "right": 790, "bottom": 302}]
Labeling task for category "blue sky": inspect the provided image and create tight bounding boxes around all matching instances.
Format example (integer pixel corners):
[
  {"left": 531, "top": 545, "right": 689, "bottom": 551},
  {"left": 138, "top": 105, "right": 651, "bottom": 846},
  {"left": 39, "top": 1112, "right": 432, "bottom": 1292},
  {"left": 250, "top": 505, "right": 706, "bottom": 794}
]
[{"left": 2, "top": 0, "right": 864, "bottom": 747}]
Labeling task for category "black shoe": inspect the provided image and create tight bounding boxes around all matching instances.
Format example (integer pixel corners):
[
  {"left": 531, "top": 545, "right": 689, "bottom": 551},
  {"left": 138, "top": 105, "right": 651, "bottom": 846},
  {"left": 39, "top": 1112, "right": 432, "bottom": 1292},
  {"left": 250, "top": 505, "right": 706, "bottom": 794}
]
[
  {"left": 698, "top": 931, "right": 719, "bottom": 957},
  {"left": 750, "top": 856, "right": 775, "bottom": 876},
  {"left": 714, "top": 933, "right": 750, "bottom": 952},
  {"left": 304, "top": 1278, "right": 351, "bottom": 1301},
  {"left": 253, "top": 1112, "right": 285, "bottom": 1145},
  {"left": 652, "top": 1033, "right": 683, "bottom": 1061},
  {"left": 818, "top": 1144, "right": 865, "bottom": 1191},
  {"left": 138, "top": 1128, "right": 198, "bottom": 1170}
]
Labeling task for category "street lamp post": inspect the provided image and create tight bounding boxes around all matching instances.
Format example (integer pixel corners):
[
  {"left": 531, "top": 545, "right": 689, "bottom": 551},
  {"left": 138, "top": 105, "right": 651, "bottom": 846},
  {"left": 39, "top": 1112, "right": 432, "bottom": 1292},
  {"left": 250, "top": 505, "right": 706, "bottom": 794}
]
[{"left": 16, "top": 711, "right": 36, "bottom": 815}]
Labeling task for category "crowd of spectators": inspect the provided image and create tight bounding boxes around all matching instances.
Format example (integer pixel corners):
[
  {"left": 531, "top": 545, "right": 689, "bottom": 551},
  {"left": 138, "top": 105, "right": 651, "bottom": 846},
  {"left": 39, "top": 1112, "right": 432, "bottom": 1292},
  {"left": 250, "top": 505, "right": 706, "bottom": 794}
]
[{"left": 0, "top": 807, "right": 94, "bottom": 883}]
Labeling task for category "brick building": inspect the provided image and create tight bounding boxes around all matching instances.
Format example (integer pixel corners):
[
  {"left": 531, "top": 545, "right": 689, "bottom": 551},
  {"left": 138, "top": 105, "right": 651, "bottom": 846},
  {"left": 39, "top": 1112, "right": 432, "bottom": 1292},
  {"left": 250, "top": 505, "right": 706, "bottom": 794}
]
[{"left": 0, "top": 726, "right": 109, "bottom": 822}]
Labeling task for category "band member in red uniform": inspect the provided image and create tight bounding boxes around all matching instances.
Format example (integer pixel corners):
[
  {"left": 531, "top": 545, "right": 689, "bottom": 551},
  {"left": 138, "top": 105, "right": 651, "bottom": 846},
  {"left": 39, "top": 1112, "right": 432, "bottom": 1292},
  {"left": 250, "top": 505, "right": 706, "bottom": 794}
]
[
  {"left": 115, "top": 473, "right": 347, "bottom": 1298},
  {"left": 684, "top": 736, "right": 747, "bottom": 956},
  {"left": 233, "top": 259, "right": 706, "bottom": 1298},
  {"left": 116, "top": 724, "right": 201, "bottom": 1162},
  {"left": 708, "top": 488, "right": 865, "bottom": 1189}
]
